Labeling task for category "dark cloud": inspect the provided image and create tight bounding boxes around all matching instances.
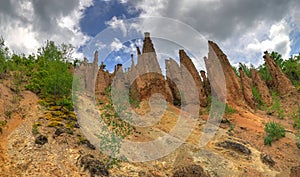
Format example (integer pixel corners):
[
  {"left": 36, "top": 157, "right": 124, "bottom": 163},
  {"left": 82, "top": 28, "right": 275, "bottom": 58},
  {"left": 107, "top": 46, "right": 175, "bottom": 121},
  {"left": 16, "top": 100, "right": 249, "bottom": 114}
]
[
  {"left": 0, "top": 0, "right": 92, "bottom": 55},
  {"left": 131, "top": 0, "right": 295, "bottom": 40}
]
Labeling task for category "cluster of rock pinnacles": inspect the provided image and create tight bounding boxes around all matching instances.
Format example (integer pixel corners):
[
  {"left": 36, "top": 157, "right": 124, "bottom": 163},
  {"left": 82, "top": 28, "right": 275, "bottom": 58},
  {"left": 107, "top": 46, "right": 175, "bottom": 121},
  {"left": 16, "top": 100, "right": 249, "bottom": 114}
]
[{"left": 76, "top": 32, "right": 296, "bottom": 109}]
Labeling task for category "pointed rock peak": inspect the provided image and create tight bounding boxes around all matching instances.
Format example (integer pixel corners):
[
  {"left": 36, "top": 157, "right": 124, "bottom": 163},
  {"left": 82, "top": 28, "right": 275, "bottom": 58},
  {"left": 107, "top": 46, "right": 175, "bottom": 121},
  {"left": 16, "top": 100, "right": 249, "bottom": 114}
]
[
  {"left": 94, "top": 51, "right": 98, "bottom": 65},
  {"left": 131, "top": 54, "right": 134, "bottom": 64},
  {"left": 179, "top": 49, "right": 187, "bottom": 56},
  {"left": 136, "top": 46, "right": 141, "bottom": 55},
  {"left": 131, "top": 54, "right": 135, "bottom": 69},
  {"left": 116, "top": 64, "right": 123, "bottom": 71},
  {"left": 142, "top": 32, "right": 156, "bottom": 53},
  {"left": 200, "top": 70, "right": 207, "bottom": 79},
  {"left": 263, "top": 50, "right": 295, "bottom": 96},
  {"left": 100, "top": 61, "right": 105, "bottom": 70}
]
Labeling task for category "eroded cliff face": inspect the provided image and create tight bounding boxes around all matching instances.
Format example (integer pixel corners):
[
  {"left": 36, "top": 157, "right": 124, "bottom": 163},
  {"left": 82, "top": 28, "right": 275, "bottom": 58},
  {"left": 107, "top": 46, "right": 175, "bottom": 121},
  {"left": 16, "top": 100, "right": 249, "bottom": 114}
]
[
  {"left": 200, "top": 70, "right": 211, "bottom": 97},
  {"left": 75, "top": 51, "right": 99, "bottom": 96},
  {"left": 179, "top": 50, "right": 207, "bottom": 107},
  {"left": 263, "top": 51, "right": 296, "bottom": 96},
  {"left": 239, "top": 67, "right": 256, "bottom": 109},
  {"left": 206, "top": 41, "right": 244, "bottom": 107},
  {"left": 95, "top": 62, "right": 111, "bottom": 100},
  {"left": 165, "top": 58, "right": 201, "bottom": 106},
  {"left": 80, "top": 37, "right": 297, "bottom": 114},
  {"left": 250, "top": 69, "right": 272, "bottom": 106},
  {"left": 127, "top": 33, "right": 174, "bottom": 103}
]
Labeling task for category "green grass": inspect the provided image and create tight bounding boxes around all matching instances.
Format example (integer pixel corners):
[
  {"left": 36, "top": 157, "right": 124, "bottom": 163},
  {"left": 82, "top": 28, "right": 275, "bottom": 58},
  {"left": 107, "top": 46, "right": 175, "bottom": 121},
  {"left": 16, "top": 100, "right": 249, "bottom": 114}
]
[
  {"left": 251, "top": 86, "right": 264, "bottom": 109},
  {"left": 264, "top": 121, "right": 286, "bottom": 146},
  {"left": 267, "top": 92, "right": 285, "bottom": 119}
]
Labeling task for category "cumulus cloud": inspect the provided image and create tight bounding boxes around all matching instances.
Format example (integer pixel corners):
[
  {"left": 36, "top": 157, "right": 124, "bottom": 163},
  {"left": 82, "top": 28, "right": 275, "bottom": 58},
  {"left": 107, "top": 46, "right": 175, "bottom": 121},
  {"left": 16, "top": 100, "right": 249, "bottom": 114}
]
[
  {"left": 0, "top": 0, "right": 93, "bottom": 58},
  {"left": 105, "top": 16, "right": 127, "bottom": 37},
  {"left": 110, "top": 38, "right": 124, "bottom": 51},
  {"left": 247, "top": 20, "right": 291, "bottom": 59},
  {"left": 128, "top": 0, "right": 299, "bottom": 66}
]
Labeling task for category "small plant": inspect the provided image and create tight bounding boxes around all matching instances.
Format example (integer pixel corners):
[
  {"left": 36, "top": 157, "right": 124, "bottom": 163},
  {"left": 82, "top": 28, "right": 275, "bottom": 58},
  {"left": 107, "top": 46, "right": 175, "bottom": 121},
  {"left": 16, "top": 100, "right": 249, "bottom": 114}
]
[
  {"left": 12, "top": 71, "right": 22, "bottom": 94},
  {"left": 5, "top": 110, "right": 13, "bottom": 118},
  {"left": 264, "top": 136, "right": 273, "bottom": 146},
  {"left": 251, "top": 86, "right": 264, "bottom": 109},
  {"left": 0, "top": 120, "right": 7, "bottom": 134},
  {"left": 98, "top": 88, "right": 135, "bottom": 169},
  {"left": 225, "top": 104, "right": 237, "bottom": 114},
  {"left": 264, "top": 122, "right": 286, "bottom": 146},
  {"left": 268, "top": 93, "right": 285, "bottom": 119},
  {"left": 228, "top": 123, "right": 234, "bottom": 132},
  {"left": 0, "top": 120, "right": 7, "bottom": 126},
  {"left": 32, "top": 123, "right": 39, "bottom": 135}
]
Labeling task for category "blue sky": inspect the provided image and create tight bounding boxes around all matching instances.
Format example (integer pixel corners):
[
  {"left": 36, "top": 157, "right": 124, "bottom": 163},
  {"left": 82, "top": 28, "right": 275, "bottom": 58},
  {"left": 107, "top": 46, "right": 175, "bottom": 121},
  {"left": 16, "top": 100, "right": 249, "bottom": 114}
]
[{"left": 1, "top": 0, "right": 300, "bottom": 71}]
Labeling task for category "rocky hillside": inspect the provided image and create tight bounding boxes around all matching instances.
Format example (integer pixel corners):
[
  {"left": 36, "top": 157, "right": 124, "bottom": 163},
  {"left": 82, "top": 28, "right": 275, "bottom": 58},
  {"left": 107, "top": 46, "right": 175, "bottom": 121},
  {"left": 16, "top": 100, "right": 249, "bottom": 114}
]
[{"left": 0, "top": 33, "right": 300, "bottom": 176}]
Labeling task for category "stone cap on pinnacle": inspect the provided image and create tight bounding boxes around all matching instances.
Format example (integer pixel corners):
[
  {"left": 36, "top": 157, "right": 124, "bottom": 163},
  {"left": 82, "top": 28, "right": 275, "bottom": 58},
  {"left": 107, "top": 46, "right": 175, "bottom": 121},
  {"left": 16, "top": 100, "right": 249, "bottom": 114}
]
[{"left": 142, "top": 32, "right": 156, "bottom": 54}]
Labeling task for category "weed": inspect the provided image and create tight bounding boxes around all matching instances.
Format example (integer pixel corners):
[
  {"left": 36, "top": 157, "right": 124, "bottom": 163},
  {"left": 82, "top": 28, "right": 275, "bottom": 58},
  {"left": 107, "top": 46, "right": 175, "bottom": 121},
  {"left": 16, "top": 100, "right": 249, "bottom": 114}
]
[
  {"left": 264, "top": 136, "right": 273, "bottom": 146},
  {"left": 225, "top": 104, "right": 237, "bottom": 114},
  {"left": 0, "top": 120, "right": 7, "bottom": 126},
  {"left": 229, "top": 123, "right": 234, "bottom": 132},
  {"left": 5, "top": 110, "right": 13, "bottom": 119},
  {"left": 32, "top": 123, "right": 39, "bottom": 135},
  {"left": 267, "top": 93, "right": 285, "bottom": 119},
  {"left": 251, "top": 86, "right": 264, "bottom": 109},
  {"left": 264, "top": 121, "right": 285, "bottom": 146}
]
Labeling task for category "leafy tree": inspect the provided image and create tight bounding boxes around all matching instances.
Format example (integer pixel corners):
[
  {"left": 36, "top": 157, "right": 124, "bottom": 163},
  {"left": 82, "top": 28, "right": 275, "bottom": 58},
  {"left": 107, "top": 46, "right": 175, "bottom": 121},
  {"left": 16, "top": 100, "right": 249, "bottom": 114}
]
[
  {"left": 282, "top": 54, "right": 300, "bottom": 87},
  {"left": 26, "top": 41, "right": 74, "bottom": 107},
  {"left": 0, "top": 36, "right": 9, "bottom": 74}
]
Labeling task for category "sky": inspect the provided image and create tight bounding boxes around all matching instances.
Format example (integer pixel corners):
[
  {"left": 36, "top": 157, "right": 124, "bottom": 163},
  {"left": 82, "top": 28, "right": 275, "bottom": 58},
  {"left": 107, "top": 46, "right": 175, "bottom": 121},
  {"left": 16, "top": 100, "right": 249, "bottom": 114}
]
[{"left": 1, "top": 0, "right": 300, "bottom": 72}]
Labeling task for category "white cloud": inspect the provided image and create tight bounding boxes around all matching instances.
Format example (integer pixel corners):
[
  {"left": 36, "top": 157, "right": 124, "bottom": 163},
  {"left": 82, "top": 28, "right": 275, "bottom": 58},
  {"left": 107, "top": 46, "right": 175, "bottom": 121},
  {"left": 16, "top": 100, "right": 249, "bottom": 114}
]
[
  {"left": 105, "top": 16, "right": 127, "bottom": 37},
  {"left": 129, "top": 0, "right": 298, "bottom": 67},
  {"left": 246, "top": 20, "right": 291, "bottom": 60},
  {"left": 0, "top": 0, "right": 93, "bottom": 58},
  {"left": 110, "top": 38, "right": 124, "bottom": 51},
  {"left": 115, "top": 56, "right": 123, "bottom": 62}
]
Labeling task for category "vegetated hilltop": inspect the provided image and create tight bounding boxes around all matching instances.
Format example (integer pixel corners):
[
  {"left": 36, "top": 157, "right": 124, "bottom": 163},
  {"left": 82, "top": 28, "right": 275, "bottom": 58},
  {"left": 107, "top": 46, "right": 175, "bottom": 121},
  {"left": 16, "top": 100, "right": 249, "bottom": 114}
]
[{"left": 0, "top": 33, "right": 300, "bottom": 176}]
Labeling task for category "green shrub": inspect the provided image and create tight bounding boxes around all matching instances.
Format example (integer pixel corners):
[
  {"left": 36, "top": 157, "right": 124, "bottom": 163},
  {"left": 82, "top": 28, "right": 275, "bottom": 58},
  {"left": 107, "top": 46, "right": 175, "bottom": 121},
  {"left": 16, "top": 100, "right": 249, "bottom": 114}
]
[
  {"left": 264, "top": 122, "right": 285, "bottom": 146},
  {"left": 264, "top": 136, "right": 273, "bottom": 146}
]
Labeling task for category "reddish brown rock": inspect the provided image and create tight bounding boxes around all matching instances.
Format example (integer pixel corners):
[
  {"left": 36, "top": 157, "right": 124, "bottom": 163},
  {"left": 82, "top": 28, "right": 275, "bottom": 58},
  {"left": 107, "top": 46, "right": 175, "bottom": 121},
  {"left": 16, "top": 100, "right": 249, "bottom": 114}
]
[
  {"left": 179, "top": 50, "right": 207, "bottom": 107},
  {"left": 166, "top": 59, "right": 182, "bottom": 105},
  {"left": 200, "top": 70, "right": 211, "bottom": 96},
  {"left": 207, "top": 41, "right": 244, "bottom": 106},
  {"left": 239, "top": 67, "right": 256, "bottom": 109},
  {"left": 250, "top": 69, "right": 272, "bottom": 106},
  {"left": 263, "top": 51, "right": 296, "bottom": 96},
  {"left": 126, "top": 33, "right": 173, "bottom": 103},
  {"left": 142, "top": 32, "right": 155, "bottom": 54},
  {"left": 95, "top": 62, "right": 111, "bottom": 99}
]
